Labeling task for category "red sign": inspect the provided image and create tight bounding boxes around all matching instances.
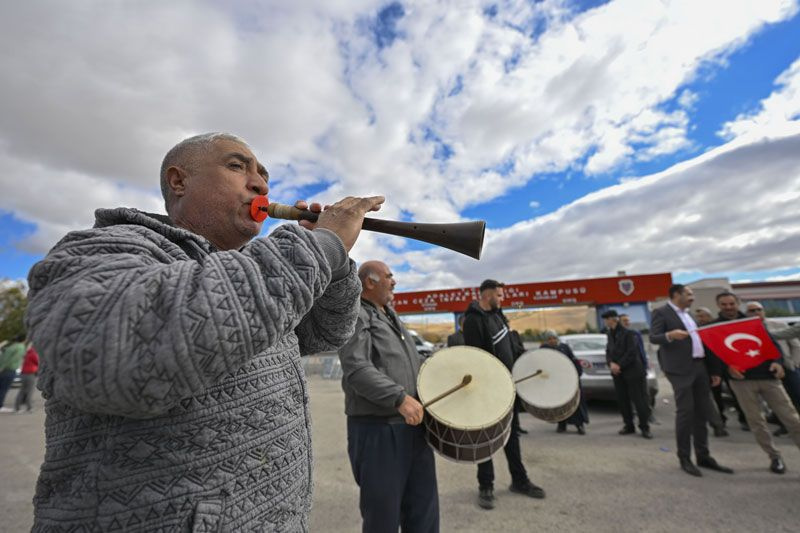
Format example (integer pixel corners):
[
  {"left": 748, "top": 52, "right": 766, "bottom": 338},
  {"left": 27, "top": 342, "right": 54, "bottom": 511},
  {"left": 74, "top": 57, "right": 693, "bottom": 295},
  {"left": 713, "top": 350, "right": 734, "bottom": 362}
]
[
  {"left": 698, "top": 317, "right": 781, "bottom": 371},
  {"left": 392, "top": 273, "right": 672, "bottom": 314}
]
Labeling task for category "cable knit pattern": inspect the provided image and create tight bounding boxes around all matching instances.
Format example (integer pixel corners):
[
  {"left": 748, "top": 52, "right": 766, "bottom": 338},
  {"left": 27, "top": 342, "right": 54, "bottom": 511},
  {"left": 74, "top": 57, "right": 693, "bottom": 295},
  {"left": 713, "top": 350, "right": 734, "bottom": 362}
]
[{"left": 25, "top": 208, "right": 361, "bottom": 532}]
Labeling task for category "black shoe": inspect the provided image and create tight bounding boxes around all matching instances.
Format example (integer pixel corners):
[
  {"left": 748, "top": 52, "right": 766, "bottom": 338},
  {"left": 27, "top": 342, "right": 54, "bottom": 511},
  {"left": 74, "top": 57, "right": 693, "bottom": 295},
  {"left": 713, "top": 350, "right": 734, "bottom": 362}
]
[
  {"left": 577, "top": 424, "right": 586, "bottom": 435},
  {"left": 510, "top": 480, "right": 546, "bottom": 499},
  {"left": 680, "top": 458, "right": 702, "bottom": 477},
  {"left": 697, "top": 457, "right": 734, "bottom": 474},
  {"left": 556, "top": 424, "right": 566, "bottom": 433},
  {"left": 478, "top": 487, "right": 495, "bottom": 509},
  {"left": 770, "top": 458, "right": 786, "bottom": 474},
  {"left": 773, "top": 426, "right": 788, "bottom": 437},
  {"left": 518, "top": 427, "right": 529, "bottom": 435},
  {"left": 740, "top": 422, "right": 750, "bottom": 432},
  {"left": 641, "top": 429, "right": 653, "bottom": 439},
  {"left": 713, "top": 427, "right": 730, "bottom": 438},
  {"left": 619, "top": 426, "right": 636, "bottom": 435}
]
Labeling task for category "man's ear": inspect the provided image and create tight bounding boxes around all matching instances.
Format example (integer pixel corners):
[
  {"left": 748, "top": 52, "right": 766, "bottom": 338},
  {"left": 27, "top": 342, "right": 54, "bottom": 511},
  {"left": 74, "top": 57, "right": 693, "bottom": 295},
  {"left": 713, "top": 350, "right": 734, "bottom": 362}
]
[{"left": 165, "top": 166, "right": 189, "bottom": 198}]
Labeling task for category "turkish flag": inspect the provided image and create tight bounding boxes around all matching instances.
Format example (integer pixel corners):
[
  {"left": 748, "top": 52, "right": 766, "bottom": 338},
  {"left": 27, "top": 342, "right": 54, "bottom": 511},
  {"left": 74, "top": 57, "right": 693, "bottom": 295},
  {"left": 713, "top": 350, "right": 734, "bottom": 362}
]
[{"left": 697, "top": 317, "right": 780, "bottom": 371}]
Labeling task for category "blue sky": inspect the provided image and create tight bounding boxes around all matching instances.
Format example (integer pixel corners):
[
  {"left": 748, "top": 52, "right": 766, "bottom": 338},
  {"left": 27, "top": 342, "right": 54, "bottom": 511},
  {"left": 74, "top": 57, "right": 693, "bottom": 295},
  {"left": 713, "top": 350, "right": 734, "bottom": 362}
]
[{"left": 1, "top": 0, "right": 799, "bottom": 291}]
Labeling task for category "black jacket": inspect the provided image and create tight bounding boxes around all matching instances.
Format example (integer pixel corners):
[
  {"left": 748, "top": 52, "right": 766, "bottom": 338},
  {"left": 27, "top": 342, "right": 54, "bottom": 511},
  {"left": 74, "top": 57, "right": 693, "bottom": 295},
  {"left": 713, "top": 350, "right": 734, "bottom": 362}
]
[
  {"left": 606, "top": 324, "right": 645, "bottom": 376},
  {"left": 650, "top": 304, "right": 722, "bottom": 377},
  {"left": 462, "top": 301, "right": 515, "bottom": 370},
  {"left": 446, "top": 331, "right": 465, "bottom": 347},
  {"left": 710, "top": 312, "right": 784, "bottom": 381}
]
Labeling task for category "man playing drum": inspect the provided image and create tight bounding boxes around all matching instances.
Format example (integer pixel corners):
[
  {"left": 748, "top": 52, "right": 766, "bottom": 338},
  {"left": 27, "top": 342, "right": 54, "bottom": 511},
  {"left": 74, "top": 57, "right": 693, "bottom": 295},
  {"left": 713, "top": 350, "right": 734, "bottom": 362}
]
[
  {"left": 338, "top": 261, "right": 440, "bottom": 532},
  {"left": 463, "top": 279, "right": 545, "bottom": 510}
]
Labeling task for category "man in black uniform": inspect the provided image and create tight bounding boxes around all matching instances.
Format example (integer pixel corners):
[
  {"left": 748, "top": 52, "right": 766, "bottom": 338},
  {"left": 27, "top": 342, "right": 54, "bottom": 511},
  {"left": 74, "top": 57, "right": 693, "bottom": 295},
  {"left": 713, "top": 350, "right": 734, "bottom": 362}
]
[
  {"left": 463, "top": 279, "right": 545, "bottom": 510},
  {"left": 447, "top": 315, "right": 466, "bottom": 347},
  {"left": 602, "top": 309, "right": 653, "bottom": 439}
]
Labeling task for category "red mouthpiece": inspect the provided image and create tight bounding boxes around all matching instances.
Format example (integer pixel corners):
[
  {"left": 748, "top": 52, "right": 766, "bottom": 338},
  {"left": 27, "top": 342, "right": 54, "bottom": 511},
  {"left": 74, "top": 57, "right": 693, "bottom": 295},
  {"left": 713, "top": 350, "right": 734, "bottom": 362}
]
[{"left": 250, "top": 196, "right": 269, "bottom": 222}]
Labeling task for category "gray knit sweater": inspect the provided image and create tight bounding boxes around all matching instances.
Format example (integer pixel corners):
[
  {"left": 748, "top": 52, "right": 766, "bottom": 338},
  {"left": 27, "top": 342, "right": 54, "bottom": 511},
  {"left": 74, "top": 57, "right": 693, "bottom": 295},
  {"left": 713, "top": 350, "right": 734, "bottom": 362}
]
[{"left": 25, "top": 208, "right": 361, "bottom": 532}]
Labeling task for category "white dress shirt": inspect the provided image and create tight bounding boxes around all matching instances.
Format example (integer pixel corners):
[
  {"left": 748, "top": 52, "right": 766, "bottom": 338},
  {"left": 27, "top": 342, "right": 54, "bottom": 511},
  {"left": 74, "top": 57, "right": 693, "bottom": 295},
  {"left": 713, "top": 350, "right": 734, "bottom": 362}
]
[{"left": 668, "top": 302, "right": 705, "bottom": 359}]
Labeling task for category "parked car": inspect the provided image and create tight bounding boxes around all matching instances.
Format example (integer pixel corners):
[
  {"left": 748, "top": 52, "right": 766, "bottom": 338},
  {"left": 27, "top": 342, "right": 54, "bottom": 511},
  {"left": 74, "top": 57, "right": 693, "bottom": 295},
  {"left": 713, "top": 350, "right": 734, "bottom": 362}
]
[
  {"left": 407, "top": 329, "right": 435, "bottom": 358},
  {"left": 560, "top": 333, "right": 658, "bottom": 406}
]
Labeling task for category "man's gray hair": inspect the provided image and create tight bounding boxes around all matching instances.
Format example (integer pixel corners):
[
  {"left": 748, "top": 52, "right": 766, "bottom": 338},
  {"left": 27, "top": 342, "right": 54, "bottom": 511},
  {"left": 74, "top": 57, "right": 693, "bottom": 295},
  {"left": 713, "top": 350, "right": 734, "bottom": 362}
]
[
  {"left": 543, "top": 329, "right": 558, "bottom": 340},
  {"left": 357, "top": 263, "right": 381, "bottom": 284},
  {"left": 159, "top": 132, "right": 249, "bottom": 210}
]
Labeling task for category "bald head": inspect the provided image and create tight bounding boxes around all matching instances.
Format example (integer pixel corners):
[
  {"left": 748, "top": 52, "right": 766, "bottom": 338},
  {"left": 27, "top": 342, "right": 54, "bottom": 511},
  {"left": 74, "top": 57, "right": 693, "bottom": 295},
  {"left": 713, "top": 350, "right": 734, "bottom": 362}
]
[
  {"left": 359, "top": 261, "right": 395, "bottom": 309},
  {"left": 160, "top": 132, "right": 250, "bottom": 212}
]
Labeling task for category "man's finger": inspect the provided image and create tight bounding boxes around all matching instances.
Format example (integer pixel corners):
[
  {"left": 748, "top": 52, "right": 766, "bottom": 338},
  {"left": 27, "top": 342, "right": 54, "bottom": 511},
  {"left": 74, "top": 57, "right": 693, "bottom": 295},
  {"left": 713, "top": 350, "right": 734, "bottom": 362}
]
[{"left": 359, "top": 196, "right": 385, "bottom": 213}]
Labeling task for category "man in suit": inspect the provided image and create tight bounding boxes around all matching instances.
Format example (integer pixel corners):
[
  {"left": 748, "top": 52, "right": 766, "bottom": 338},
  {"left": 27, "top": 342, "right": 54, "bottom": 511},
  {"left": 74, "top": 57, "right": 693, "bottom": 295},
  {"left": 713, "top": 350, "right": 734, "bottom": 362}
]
[
  {"left": 602, "top": 310, "right": 652, "bottom": 439},
  {"left": 650, "top": 284, "right": 734, "bottom": 477}
]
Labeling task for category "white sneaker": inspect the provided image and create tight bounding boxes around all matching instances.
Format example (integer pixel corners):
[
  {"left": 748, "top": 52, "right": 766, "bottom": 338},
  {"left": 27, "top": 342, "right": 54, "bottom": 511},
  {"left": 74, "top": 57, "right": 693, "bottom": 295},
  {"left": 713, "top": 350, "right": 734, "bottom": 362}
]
[{"left": 0, "top": 407, "right": 14, "bottom": 413}]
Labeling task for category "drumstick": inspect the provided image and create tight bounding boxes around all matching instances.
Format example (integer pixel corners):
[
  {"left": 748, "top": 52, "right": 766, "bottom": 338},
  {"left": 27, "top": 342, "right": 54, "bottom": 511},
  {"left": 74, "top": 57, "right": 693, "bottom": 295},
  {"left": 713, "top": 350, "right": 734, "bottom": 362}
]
[
  {"left": 514, "top": 369, "right": 544, "bottom": 384},
  {"left": 423, "top": 374, "right": 472, "bottom": 409}
]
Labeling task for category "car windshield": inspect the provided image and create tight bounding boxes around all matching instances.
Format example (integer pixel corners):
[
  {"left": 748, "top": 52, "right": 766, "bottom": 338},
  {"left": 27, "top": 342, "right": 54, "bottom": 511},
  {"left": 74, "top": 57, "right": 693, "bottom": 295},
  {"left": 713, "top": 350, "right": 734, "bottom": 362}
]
[{"left": 564, "top": 338, "right": 606, "bottom": 351}]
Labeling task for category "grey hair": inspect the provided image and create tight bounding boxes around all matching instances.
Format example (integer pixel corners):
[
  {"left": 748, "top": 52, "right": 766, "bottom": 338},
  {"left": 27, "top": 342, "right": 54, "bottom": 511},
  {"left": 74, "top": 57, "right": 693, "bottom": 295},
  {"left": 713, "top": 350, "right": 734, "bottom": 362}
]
[
  {"left": 695, "top": 306, "right": 713, "bottom": 315},
  {"left": 159, "top": 132, "right": 249, "bottom": 210},
  {"left": 357, "top": 263, "right": 381, "bottom": 284},
  {"left": 543, "top": 329, "right": 558, "bottom": 340}
]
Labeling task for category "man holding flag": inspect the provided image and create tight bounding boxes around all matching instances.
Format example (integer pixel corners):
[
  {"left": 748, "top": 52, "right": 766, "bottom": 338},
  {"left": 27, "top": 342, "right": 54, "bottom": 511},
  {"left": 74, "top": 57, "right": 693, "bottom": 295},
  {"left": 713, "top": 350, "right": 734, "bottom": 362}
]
[
  {"left": 650, "top": 285, "right": 731, "bottom": 477},
  {"left": 698, "top": 293, "right": 800, "bottom": 475}
]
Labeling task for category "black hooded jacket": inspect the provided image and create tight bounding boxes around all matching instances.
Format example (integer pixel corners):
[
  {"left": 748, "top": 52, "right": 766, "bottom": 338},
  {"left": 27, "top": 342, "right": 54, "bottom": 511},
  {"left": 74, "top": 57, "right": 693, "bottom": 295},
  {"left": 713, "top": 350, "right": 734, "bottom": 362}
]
[{"left": 462, "top": 300, "right": 515, "bottom": 370}]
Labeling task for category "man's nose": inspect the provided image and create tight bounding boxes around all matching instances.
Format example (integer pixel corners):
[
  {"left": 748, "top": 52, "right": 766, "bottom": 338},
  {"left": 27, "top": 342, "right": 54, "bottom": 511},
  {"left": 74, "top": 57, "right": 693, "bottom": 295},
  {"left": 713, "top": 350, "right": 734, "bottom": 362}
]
[{"left": 248, "top": 174, "right": 269, "bottom": 196}]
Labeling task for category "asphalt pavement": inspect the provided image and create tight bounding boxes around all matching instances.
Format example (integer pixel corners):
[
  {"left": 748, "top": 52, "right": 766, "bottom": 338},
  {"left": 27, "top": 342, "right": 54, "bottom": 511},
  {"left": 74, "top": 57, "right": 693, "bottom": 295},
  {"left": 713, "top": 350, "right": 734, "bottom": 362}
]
[{"left": 1, "top": 376, "right": 799, "bottom": 532}]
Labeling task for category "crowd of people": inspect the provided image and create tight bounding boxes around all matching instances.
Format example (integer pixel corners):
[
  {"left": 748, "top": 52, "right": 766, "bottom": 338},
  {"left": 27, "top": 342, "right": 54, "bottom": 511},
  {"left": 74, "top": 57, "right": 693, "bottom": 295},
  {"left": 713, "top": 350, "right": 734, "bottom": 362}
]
[
  {"left": 9, "top": 132, "right": 800, "bottom": 531},
  {"left": 0, "top": 335, "right": 38, "bottom": 414}
]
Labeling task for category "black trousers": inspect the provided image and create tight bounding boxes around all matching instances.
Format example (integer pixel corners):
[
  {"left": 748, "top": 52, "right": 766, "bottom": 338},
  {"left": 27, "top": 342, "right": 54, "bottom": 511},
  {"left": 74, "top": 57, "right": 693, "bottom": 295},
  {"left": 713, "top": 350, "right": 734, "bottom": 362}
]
[
  {"left": 613, "top": 371, "right": 650, "bottom": 431},
  {"left": 347, "top": 418, "right": 439, "bottom": 533},
  {"left": 666, "top": 360, "right": 714, "bottom": 461},
  {"left": 477, "top": 410, "right": 528, "bottom": 489}
]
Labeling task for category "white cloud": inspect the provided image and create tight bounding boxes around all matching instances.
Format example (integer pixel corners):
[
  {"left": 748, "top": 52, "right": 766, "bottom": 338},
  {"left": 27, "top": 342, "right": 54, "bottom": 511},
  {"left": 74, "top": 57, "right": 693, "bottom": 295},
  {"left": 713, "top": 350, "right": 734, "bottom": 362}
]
[
  {"left": 529, "top": 200, "right": 541, "bottom": 209},
  {"left": 392, "top": 126, "right": 800, "bottom": 290},
  {"left": 0, "top": 0, "right": 798, "bottom": 289},
  {"left": 721, "top": 56, "right": 800, "bottom": 140}
]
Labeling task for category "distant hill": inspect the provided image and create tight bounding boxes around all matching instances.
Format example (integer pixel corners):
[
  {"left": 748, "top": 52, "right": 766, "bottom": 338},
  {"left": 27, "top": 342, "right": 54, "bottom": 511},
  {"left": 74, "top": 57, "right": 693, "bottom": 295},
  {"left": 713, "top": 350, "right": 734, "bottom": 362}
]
[{"left": 406, "top": 306, "right": 593, "bottom": 343}]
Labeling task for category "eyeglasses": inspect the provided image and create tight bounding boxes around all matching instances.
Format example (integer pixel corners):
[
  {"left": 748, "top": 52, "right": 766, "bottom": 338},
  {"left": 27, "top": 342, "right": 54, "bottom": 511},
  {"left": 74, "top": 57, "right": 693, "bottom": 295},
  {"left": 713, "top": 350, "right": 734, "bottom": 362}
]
[{"left": 746, "top": 308, "right": 764, "bottom": 313}]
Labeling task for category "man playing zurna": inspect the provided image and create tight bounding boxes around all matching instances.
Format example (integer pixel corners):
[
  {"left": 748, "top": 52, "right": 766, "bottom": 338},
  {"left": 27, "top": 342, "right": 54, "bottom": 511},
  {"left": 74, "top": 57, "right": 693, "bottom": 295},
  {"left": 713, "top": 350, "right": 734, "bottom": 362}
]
[{"left": 25, "top": 132, "right": 383, "bottom": 531}]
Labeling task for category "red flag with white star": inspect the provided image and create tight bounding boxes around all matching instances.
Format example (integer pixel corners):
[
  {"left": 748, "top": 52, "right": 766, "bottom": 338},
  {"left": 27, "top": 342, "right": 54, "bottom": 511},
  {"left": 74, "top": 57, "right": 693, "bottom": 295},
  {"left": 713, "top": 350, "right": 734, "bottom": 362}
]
[{"left": 697, "top": 317, "right": 780, "bottom": 371}]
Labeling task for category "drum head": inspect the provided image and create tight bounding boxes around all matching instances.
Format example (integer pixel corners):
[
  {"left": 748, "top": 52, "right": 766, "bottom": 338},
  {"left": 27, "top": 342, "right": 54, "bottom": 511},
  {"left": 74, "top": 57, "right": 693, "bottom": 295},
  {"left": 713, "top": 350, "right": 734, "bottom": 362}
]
[
  {"left": 418, "top": 346, "right": 515, "bottom": 431},
  {"left": 513, "top": 348, "right": 579, "bottom": 409}
]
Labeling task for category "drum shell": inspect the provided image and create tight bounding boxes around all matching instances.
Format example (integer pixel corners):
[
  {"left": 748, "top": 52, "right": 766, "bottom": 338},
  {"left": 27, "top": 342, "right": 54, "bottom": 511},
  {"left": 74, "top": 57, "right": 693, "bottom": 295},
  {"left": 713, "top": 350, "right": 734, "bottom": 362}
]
[
  {"left": 513, "top": 348, "right": 581, "bottom": 423},
  {"left": 417, "top": 346, "right": 516, "bottom": 464},
  {"left": 518, "top": 388, "right": 580, "bottom": 423},
  {"left": 424, "top": 410, "right": 512, "bottom": 464}
]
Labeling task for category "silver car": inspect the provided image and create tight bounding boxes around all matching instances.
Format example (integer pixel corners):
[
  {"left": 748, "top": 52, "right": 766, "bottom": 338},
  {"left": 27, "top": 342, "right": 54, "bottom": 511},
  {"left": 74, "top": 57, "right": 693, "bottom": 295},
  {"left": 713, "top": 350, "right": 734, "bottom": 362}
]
[{"left": 560, "top": 333, "right": 658, "bottom": 405}]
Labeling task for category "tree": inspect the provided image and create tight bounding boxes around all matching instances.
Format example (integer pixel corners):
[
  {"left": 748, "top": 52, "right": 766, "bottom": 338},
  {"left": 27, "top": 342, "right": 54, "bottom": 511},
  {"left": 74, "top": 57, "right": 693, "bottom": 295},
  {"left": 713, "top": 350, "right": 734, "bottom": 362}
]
[{"left": 0, "top": 281, "right": 27, "bottom": 343}]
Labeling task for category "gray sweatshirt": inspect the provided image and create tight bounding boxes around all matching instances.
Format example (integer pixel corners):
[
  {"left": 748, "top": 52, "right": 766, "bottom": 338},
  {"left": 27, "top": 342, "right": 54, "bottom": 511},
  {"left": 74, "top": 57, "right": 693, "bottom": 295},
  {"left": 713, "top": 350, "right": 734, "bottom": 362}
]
[
  {"left": 25, "top": 208, "right": 361, "bottom": 532},
  {"left": 338, "top": 299, "right": 423, "bottom": 417}
]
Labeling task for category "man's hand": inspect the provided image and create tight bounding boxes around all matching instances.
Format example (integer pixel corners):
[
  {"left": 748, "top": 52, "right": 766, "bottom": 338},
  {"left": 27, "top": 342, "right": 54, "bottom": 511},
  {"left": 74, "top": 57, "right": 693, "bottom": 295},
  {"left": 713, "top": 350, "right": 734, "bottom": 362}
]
[
  {"left": 610, "top": 362, "right": 621, "bottom": 375},
  {"left": 667, "top": 329, "right": 689, "bottom": 341},
  {"left": 770, "top": 362, "right": 785, "bottom": 380},
  {"left": 291, "top": 200, "right": 323, "bottom": 224},
  {"left": 710, "top": 375, "right": 721, "bottom": 387},
  {"left": 304, "top": 196, "right": 385, "bottom": 252},
  {"left": 397, "top": 395, "right": 424, "bottom": 426},
  {"left": 729, "top": 367, "right": 745, "bottom": 380}
]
